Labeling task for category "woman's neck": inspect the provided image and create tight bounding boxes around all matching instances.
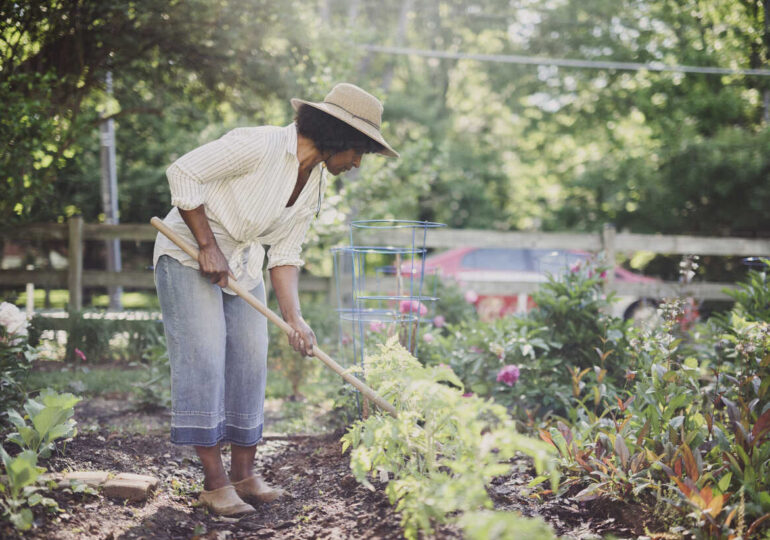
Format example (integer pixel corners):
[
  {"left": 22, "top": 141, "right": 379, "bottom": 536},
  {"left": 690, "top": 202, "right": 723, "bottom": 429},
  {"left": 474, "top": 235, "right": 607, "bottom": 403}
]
[{"left": 296, "top": 132, "right": 328, "bottom": 176}]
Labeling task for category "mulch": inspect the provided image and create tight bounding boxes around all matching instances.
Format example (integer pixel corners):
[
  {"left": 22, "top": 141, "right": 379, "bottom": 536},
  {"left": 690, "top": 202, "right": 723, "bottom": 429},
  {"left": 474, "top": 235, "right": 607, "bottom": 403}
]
[{"left": 0, "top": 399, "right": 660, "bottom": 539}]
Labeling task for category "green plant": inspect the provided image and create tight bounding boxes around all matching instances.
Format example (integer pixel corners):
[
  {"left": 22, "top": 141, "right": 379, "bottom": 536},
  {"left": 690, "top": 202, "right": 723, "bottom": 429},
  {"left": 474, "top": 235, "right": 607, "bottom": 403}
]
[
  {"left": 0, "top": 447, "right": 56, "bottom": 531},
  {"left": 341, "top": 338, "right": 558, "bottom": 540},
  {"left": 723, "top": 259, "right": 770, "bottom": 323},
  {"left": 133, "top": 343, "right": 171, "bottom": 409},
  {"left": 0, "top": 303, "right": 35, "bottom": 417},
  {"left": 6, "top": 389, "right": 81, "bottom": 458}
]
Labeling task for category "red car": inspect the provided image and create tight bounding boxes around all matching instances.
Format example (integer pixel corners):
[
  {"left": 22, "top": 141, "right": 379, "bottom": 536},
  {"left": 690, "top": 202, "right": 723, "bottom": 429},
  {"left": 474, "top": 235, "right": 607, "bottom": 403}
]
[{"left": 405, "top": 247, "right": 659, "bottom": 321}]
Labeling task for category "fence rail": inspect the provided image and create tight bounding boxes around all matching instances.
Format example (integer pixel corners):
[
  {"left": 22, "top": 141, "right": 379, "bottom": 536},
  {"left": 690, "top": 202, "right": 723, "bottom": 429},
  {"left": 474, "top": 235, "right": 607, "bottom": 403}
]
[{"left": 2, "top": 218, "right": 768, "bottom": 311}]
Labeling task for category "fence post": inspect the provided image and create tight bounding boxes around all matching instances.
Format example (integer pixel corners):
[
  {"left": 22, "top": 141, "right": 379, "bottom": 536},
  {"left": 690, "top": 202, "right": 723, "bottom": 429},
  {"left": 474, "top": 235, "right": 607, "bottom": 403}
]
[
  {"left": 601, "top": 223, "right": 616, "bottom": 291},
  {"left": 68, "top": 216, "right": 84, "bottom": 312}
]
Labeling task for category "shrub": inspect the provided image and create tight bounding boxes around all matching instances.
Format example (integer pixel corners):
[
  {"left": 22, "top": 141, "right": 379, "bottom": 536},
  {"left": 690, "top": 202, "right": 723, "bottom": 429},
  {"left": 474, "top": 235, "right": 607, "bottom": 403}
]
[
  {"left": 0, "top": 302, "right": 34, "bottom": 418},
  {"left": 342, "top": 338, "right": 558, "bottom": 540}
]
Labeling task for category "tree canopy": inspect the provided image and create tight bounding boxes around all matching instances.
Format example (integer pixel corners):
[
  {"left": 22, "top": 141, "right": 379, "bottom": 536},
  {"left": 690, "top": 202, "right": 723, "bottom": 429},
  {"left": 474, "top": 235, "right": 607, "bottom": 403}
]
[{"left": 1, "top": 0, "right": 768, "bottom": 238}]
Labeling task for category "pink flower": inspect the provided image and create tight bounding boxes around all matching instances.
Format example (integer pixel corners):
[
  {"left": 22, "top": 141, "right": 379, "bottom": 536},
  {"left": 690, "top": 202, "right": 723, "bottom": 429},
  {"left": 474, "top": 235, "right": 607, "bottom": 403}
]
[
  {"left": 432, "top": 315, "right": 446, "bottom": 328},
  {"left": 399, "top": 300, "right": 428, "bottom": 316},
  {"left": 570, "top": 262, "right": 581, "bottom": 273},
  {"left": 469, "top": 346, "right": 484, "bottom": 354},
  {"left": 74, "top": 348, "right": 87, "bottom": 362},
  {"left": 438, "top": 363, "right": 449, "bottom": 369},
  {"left": 423, "top": 332, "right": 434, "bottom": 343},
  {"left": 600, "top": 270, "right": 607, "bottom": 279},
  {"left": 341, "top": 334, "right": 352, "bottom": 345},
  {"left": 369, "top": 320, "right": 385, "bottom": 333},
  {"left": 462, "top": 392, "right": 474, "bottom": 398},
  {"left": 496, "top": 365, "right": 520, "bottom": 386},
  {"left": 464, "top": 290, "right": 478, "bottom": 304}
]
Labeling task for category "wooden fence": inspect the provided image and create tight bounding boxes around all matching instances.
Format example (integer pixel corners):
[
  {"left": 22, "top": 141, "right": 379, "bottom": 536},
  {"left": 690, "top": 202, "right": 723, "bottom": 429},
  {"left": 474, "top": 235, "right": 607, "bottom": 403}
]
[{"left": 1, "top": 217, "right": 768, "bottom": 311}]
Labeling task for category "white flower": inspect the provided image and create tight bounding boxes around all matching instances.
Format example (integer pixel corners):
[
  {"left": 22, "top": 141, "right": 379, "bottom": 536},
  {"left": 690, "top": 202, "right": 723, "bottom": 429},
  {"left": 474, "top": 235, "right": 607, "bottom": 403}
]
[{"left": 0, "top": 302, "right": 28, "bottom": 337}]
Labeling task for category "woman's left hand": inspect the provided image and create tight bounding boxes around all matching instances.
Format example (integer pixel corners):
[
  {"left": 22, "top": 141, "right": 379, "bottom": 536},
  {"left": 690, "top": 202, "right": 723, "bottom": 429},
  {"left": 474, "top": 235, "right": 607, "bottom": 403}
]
[{"left": 287, "top": 316, "right": 316, "bottom": 357}]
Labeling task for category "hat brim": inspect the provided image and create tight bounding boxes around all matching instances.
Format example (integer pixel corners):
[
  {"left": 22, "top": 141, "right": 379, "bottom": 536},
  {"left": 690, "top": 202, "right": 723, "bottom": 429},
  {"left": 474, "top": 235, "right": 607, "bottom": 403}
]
[{"left": 291, "top": 98, "right": 399, "bottom": 158}]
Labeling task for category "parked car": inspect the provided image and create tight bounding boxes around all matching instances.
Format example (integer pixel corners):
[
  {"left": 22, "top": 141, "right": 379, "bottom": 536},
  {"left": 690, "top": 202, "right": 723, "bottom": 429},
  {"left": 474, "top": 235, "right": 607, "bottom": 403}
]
[{"left": 402, "top": 247, "right": 660, "bottom": 321}]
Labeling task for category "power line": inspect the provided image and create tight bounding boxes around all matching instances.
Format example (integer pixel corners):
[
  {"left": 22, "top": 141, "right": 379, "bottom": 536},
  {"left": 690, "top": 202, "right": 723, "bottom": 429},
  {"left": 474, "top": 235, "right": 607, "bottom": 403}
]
[{"left": 359, "top": 44, "right": 770, "bottom": 77}]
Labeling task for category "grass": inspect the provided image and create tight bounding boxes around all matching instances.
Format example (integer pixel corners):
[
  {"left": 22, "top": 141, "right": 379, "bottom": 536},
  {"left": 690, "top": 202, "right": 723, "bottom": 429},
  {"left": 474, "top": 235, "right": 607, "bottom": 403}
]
[
  {"left": 24, "top": 365, "right": 148, "bottom": 396},
  {"left": 25, "top": 362, "right": 305, "bottom": 400},
  {"left": 14, "top": 290, "right": 160, "bottom": 310}
]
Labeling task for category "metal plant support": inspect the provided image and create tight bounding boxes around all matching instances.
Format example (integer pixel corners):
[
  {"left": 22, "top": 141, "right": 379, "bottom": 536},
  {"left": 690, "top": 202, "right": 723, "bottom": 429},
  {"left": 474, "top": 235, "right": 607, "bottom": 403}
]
[{"left": 332, "top": 220, "right": 445, "bottom": 416}]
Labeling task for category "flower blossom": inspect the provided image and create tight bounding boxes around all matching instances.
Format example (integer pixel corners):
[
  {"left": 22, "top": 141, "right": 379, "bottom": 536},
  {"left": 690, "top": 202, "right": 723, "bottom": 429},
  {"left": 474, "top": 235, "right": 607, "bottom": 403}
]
[
  {"left": 432, "top": 315, "right": 446, "bottom": 328},
  {"left": 369, "top": 320, "right": 385, "bottom": 333},
  {"left": 74, "top": 348, "right": 87, "bottom": 362},
  {"left": 0, "top": 302, "right": 28, "bottom": 337},
  {"left": 489, "top": 342, "right": 505, "bottom": 359},
  {"left": 464, "top": 290, "right": 478, "bottom": 304},
  {"left": 422, "top": 332, "right": 434, "bottom": 343},
  {"left": 462, "top": 392, "right": 475, "bottom": 398},
  {"left": 399, "top": 300, "right": 428, "bottom": 316},
  {"left": 496, "top": 365, "right": 520, "bottom": 386}
]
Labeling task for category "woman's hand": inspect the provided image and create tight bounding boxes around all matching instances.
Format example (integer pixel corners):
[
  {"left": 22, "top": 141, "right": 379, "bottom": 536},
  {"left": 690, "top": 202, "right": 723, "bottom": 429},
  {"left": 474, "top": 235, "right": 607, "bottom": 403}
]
[
  {"left": 198, "top": 243, "right": 231, "bottom": 288},
  {"left": 286, "top": 316, "right": 316, "bottom": 357}
]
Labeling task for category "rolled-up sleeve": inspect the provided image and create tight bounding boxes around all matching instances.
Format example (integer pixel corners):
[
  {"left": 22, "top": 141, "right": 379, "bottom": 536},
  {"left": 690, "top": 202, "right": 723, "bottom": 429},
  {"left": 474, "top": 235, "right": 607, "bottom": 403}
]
[
  {"left": 167, "top": 131, "right": 265, "bottom": 210},
  {"left": 267, "top": 213, "right": 314, "bottom": 269}
]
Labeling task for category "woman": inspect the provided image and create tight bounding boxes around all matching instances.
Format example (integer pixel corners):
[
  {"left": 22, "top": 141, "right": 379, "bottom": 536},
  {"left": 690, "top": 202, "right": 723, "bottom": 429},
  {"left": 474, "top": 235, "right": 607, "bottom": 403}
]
[{"left": 153, "top": 83, "right": 398, "bottom": 515}]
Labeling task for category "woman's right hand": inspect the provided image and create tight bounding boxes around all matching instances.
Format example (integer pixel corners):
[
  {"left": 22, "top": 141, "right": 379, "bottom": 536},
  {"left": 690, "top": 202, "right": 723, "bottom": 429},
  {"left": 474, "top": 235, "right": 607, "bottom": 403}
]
[{"left": 198, "top": 243, "right": 231, "bottom": 288}]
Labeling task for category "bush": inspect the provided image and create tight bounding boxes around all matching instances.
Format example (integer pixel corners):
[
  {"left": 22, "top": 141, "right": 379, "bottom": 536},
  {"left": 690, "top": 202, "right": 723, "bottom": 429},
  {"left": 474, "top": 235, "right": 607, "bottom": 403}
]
[
  {"left": 30, "top": 312, "right": 164, "bottom": 364},
  {"left": 343, "top": 338, "right": 558, "bottom": 540},
  {"left": 0, "top": 303, "right": 34, "bottom": 418}
]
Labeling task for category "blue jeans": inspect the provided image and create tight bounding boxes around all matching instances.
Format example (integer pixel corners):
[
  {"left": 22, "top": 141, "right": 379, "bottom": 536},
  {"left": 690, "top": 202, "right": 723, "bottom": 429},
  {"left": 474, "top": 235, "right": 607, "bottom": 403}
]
[{"left": 155, "top": 255, "right": 268, "bottom": 446}]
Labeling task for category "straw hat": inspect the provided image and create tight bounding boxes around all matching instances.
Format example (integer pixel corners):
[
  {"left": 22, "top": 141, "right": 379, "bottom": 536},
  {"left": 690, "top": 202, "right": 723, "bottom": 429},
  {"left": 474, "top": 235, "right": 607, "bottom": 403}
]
[{"left": 291, "top": 83, "right": 399, "bottom": 158}]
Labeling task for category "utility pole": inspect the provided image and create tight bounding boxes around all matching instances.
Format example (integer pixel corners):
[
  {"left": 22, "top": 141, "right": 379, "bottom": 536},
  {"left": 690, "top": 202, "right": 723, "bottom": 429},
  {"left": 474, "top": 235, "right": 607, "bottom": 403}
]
[
  {"left": 100, "top": 71, "right": 122, "bottom": 310},
  {"left": 764, "top": 0, "right": 770, "bottom": 124}
]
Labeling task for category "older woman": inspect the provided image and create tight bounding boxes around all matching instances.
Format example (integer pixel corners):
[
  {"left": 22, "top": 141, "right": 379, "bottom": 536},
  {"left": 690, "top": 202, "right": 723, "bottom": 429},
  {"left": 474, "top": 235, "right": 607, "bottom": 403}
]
[{"left": 153, "top": 83, "right": 397, "bottom": 515}]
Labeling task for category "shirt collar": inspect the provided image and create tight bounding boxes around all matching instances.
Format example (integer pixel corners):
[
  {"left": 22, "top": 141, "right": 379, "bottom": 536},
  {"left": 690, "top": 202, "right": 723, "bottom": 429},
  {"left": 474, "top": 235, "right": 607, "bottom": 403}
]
[{"left": 285, "top": 122, "right": 298, "bottom": 157}]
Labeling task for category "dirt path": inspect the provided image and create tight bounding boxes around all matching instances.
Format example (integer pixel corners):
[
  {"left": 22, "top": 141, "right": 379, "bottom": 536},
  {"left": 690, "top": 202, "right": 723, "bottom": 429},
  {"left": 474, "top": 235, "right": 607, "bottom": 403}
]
[{"left": 1, "top": 399, "right": 652, "bottom": 539}]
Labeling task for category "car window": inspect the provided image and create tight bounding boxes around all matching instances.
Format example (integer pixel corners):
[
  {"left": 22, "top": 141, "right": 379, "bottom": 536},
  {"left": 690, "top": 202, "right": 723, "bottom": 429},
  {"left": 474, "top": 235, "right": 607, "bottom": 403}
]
[
  {"left": 530, "top": 250, "right": 588, "bottom": 274},
  {"left": 460, "top": 249, "right": 531, "bottom": 271}
]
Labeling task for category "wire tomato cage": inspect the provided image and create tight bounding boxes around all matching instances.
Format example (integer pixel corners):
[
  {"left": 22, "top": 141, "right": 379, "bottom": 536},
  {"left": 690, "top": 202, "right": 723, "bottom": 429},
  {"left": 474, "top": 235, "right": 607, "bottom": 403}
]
[{"left": 332, "top": 220, "right": 446, "bottom": 415}]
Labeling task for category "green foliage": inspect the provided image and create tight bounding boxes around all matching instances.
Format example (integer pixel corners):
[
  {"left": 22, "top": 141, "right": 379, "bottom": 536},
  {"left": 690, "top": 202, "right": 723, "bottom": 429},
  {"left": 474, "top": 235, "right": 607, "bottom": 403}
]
[
  {"left": 0, "top": 447, "right": 51, "bottom": 531},
  {"left": 6, "top": 389, "right": 81, "bottom": 459},
  {"left": 30, "top": 313, "right": 165, "bottom": 364},
  {"left": 722, "top": 260, "right": 770, "bottom": 323},
  {"left": 420, "top": 260, "right": 628, "bottom": 419},
  {"left": 132, "top": 343, "right": 171, "bottom": 410},
  {"left": 341, "top": 338, "right": 558, "bottom": 540},
  {"left": 539, "top": 270, "right": 770, "bottom": 538},
  {"left": 0, "top": 328, "right": 34, "bottom": 421}
]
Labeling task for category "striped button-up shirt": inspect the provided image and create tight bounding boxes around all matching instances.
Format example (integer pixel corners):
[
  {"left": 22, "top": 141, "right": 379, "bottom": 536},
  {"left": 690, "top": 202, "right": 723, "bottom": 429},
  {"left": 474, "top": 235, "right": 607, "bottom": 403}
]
[{"left": 153, "top": 123, "right": 326, "bottom": 294}]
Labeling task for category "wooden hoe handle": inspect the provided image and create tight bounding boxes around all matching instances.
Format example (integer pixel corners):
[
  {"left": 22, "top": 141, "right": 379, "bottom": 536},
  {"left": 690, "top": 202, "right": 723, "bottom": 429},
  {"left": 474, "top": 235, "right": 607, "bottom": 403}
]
[{"left": 151, "top": 216, "right": 397, "bottom": 418}]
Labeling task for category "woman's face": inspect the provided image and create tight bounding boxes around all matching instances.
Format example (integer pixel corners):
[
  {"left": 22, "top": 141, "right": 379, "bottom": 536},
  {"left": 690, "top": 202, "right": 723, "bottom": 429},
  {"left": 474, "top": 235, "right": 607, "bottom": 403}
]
[{"left": 324, "top": 149, "right": 363, "bottom": 175}]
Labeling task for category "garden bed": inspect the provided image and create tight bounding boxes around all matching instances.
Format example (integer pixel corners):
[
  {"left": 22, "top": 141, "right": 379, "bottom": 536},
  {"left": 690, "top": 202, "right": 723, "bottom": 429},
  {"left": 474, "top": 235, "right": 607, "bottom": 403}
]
[{"left": 1, "top": 397, "right": 653, "bottom": 539}]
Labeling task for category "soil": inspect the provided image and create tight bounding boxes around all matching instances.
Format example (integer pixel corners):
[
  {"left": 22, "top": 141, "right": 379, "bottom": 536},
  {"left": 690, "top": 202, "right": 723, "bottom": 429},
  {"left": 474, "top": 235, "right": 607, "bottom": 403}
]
[{"left": 1, "top": 397, "right": 661, "bottom": 539}]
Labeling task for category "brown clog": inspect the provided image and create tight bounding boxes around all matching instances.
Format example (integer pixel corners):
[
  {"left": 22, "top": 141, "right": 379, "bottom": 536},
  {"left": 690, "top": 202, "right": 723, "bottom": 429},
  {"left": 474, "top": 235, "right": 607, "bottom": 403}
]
[
  {"left": 231, "top": 475, "right": 287, "bottom": 503},
  {"left": 198, "top": 484, "right": 256, "bottom": 516}
]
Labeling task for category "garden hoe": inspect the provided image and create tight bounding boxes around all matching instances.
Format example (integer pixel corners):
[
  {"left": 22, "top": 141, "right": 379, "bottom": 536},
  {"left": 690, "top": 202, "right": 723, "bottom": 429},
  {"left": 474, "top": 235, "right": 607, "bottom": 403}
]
[{"left": 151, "top": 217, "right": 397, "bottom": 418}]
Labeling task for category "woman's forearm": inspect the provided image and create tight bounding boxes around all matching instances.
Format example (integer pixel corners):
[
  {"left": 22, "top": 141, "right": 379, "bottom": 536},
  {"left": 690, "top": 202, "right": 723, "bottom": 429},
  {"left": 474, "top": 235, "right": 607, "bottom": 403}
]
[
  {"left": 269, "top": 265, "right": 302, "bottom": 322},
  {"left": 179, "top": 205, "right": 230, "bottom": 287},
  {"left": 270, "top": 265, "right": 316, "bottom": 356}
]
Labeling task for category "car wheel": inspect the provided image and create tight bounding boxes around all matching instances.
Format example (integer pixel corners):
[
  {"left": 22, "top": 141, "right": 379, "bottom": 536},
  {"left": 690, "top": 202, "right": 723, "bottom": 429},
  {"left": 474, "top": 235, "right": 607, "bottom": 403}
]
[{"left": 624, "top": 298, "right": 659, "bottom": 327}]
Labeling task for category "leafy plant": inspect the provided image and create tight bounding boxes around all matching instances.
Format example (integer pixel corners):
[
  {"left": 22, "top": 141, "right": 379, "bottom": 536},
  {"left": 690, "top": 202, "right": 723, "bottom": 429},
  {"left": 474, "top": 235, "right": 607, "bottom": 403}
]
[
  {"left": 6, "top": 389, "right": 81, "bottom": 459},
  {"left": 0, "top": 447, "right": 57, "bottom": 531},
  {"left": 0, "top": 303, "right": 34, "bottom": 418},
  {"left": 342, "top": 338, "right": 558, "bottom": 540}
]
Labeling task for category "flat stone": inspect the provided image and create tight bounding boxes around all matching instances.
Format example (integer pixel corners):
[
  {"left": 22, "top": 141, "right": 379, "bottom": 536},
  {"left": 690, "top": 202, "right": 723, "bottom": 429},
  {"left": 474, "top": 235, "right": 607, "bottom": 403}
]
[
  {"left": 112, "top": 472, "right": 159, "bottom": 489},
  {"left": 60, "top": 471, "right": 111, "bottom": 487},
  {"left": 103, "top": 478, "right": 156, "bottom": 502}
]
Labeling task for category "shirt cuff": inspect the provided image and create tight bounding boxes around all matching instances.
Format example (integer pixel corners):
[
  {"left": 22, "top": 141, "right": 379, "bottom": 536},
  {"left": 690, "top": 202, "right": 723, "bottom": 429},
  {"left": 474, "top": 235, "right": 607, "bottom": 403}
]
[
  {"left": 266, "top": 254, "right": 305, "bottom": 270},
  {"left": 167, "top": 163, "right": 204, "bottom": 210}
]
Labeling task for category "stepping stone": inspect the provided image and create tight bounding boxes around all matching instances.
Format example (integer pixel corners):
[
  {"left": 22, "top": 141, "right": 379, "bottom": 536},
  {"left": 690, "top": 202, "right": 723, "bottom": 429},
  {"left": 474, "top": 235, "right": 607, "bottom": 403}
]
[
  {"left": 59, "top": 471, "right": 111, "bottom": 487},
  {"left": 103, "top": 473, "right": 159, "bottom": 502}
]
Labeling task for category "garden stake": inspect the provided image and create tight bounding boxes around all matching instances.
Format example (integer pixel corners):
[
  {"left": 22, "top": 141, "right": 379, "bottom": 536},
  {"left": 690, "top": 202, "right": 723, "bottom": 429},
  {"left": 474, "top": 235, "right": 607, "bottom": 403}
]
[{"left": 151, "top": 217, "right": 397, "bottom": 418}]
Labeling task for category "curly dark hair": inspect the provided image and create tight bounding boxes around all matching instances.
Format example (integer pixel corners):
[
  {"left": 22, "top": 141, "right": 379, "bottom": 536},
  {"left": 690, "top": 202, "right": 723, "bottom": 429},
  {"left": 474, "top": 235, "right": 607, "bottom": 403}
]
[{"left": 295, "top": 104, "right": 385, "bottom": 155}]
